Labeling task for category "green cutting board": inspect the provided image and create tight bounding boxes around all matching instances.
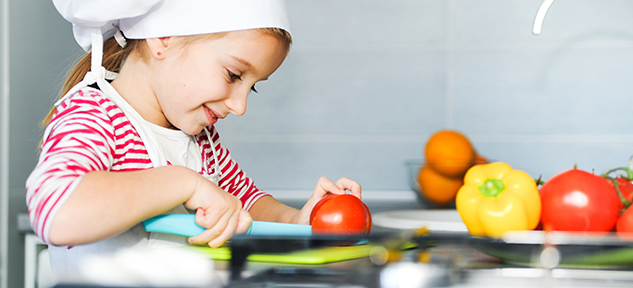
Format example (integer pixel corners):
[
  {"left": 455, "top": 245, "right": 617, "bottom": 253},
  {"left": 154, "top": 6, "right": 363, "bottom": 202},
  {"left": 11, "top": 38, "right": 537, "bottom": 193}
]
[{"left": 185, "top": 244, "right": 374, "bottom": 264}]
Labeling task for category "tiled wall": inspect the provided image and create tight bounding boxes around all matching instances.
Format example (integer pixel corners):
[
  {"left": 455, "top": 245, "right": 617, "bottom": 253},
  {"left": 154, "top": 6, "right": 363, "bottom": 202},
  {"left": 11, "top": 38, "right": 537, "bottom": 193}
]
[{"left": 216, "top": 0, "right": 633, "bottom": 191}]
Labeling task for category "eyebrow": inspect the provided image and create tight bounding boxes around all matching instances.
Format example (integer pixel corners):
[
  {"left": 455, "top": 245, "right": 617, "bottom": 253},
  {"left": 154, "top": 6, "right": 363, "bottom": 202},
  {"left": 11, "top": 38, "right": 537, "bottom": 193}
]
[
  {"left": 233, "top": 56, "right": 269, "bottom": 81},
  {"left": 233, "top": 56, "right": 257, "bottom": 75}
]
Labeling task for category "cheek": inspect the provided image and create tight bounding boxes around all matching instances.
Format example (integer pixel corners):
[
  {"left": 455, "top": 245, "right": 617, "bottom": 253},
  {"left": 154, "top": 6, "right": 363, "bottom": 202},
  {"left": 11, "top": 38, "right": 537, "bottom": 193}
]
[
  {"left": 154, "top": 66, "right": 200, "bottom": 103},
  {"left": 153, "top": 58, "right": 230, "bottom": 109},
  {"left": 188, "top": 72, "right": 231, "bottom": 102}
]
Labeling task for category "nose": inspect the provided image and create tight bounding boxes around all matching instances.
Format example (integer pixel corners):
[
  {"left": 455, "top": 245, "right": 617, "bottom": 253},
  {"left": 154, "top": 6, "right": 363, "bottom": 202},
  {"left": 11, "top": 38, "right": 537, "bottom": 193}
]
[{"left": 224, "top": 88, "right": 249, "bottom": 116}]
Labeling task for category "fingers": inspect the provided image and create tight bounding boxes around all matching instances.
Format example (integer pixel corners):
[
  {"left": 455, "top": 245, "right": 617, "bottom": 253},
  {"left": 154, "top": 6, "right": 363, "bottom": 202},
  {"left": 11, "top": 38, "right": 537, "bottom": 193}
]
[
  {"left": 207, "top": 209, "right": 239, "bottom": 248},
  {"left": 185, "top": 177, "right": 247, "bottom": 247},
  {"left": 192, "top": 201, "right": 228, "bottom": 230},
  {"left": 314, "top": 176, "right": 345, "bottom": 197},
  {"left": 188, "top": 193, "right": 244, "bottom": 247},
  {"left": 314, "top": 176, "right": 362, "bottom": 198},
  {"left": 235, "top": 210, "right": 253, "bottom": 234},
  {"left": 297, "top": 176, "right": 363, "bottom": 225},
  {"left": 188, "top": 207, "right": 234, "bottom": 247},
  {"left": 334, "top": 177, "right": 362, "bottom": 199},
  {"left": 189, "top": 209, "right": 252, "bottom": 247}
]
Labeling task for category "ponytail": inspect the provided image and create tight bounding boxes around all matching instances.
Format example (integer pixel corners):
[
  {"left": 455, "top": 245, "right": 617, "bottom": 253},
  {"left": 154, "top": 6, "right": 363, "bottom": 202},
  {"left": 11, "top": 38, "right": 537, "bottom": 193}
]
[{"left": 41, "top": 37, "right": 144, "bottom": 127}]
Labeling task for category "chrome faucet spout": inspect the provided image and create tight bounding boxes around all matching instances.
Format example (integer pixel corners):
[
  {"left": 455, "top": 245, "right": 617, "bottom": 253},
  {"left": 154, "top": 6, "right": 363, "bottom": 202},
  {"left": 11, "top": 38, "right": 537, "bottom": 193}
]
[{"left": 533, "top": 0, "right": 555, "bottom": 35}]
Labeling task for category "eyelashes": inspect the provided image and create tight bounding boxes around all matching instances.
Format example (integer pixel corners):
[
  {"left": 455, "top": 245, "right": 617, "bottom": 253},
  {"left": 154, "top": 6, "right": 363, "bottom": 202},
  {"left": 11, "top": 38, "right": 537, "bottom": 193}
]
[
  {"left": 228, "top": 70, "right": 241, "bottom": 81},
  {"left": 228, "top": 70, "right": 258, "bottom": 93}
]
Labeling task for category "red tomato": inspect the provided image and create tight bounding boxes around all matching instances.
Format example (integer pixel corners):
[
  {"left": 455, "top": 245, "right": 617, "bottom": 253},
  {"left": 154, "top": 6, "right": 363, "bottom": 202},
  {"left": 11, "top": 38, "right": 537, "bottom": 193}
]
[
  {"left": 310, "top": 194, "right": 372, "bottom": 235},
  {"left": 540, "top": 169, "right": 620, "bottom": 232},
  {"left": 610, "top": 178, "right": 633, "bottom": 210},
  {"left": 616, "top": 205, "right": 633, "bottom": 238}
]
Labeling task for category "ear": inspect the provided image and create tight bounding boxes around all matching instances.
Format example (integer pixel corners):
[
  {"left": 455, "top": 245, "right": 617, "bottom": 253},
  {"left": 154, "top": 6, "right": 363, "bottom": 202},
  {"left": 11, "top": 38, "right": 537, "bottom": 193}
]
[{"left": 145, "top": 37, "right": 171, "bottom": 60}]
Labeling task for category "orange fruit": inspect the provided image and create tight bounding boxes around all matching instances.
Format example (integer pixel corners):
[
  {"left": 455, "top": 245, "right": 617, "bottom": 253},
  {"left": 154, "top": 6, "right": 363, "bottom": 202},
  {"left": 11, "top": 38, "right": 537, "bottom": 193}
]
[
  {"left": 474, "top": 153, "right": 488, "bottom": 165},
  {"left": 417, "top": 164, "right": 463, "bottom": 206},
  {"left": 424, "top": 130, "right": 475, "bottom": 177}
]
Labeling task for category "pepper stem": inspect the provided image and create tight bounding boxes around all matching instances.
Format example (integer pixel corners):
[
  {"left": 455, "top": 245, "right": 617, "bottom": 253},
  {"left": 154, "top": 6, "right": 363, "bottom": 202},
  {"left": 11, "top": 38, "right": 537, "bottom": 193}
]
[{"left": 478, "top": 178, "right": 505, "bottom": 198}]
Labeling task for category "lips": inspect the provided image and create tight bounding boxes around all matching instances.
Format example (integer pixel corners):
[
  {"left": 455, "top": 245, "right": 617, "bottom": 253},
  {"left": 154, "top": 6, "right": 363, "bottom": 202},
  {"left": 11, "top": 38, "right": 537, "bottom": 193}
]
[{"left": 204, "top": 106, "right": 219, "bottom": 126}]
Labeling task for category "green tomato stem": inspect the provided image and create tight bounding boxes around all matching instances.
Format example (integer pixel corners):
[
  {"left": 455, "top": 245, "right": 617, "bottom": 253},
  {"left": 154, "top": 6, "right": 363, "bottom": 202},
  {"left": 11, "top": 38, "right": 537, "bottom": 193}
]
[
  {"left": 534, "top": 175, "right": 545, "bottom": 187},
  {"left": 606, "top": 177, "right": 631, "bottom": 213},
  {"left": 601, "top": 167, "right": 633, "bottom": 180}
]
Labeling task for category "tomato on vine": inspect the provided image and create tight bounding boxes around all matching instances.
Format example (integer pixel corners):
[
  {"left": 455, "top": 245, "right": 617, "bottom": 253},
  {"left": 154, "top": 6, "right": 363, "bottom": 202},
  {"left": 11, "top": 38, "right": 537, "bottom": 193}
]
[
  {"left": 602, "top": 167, "right": 633, "bottom": 211},
  {"left": 540, "top": 168, "right": 620, "bottom": 232},
  {"left": 617, "top": 206, "right": 633, "bottom": 236},
  {"left": 602, "top": 163, "right": 633, "bottom": 235}
]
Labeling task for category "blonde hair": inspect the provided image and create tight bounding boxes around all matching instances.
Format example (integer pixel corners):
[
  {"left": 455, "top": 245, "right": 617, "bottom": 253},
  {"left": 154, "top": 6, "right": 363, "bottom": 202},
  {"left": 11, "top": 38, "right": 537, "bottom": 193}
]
[{"left": 41, "top": 28, "right": 292, "bottom": 128}]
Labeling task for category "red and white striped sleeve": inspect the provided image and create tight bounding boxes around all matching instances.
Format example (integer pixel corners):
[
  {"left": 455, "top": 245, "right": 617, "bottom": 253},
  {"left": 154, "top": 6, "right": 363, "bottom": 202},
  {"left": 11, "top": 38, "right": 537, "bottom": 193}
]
[
  {"left": 204, "top": 127, "right": 270, "bottom": 210},
  {"left": 26, "top": 89, "right": 117, "bottom": 244}
]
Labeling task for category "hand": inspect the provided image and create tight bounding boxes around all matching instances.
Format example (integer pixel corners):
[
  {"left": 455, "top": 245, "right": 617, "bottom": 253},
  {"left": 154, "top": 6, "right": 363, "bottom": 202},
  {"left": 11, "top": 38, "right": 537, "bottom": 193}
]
[
  {"left": 184, "top": 174, "right": 252, "bottom": 247},
  {"left": 292, "top": 176, "right": 362, "bottom": 224}
]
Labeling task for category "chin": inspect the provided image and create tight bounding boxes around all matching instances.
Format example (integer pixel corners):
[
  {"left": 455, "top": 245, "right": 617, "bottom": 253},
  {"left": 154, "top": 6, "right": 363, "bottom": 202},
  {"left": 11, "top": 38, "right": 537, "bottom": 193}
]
[
  {"left": 188, "top": 128, "right": 205, "bottom": 136},
  {"left": 177, "top": 126, "right": 203, "bottom": 136}
]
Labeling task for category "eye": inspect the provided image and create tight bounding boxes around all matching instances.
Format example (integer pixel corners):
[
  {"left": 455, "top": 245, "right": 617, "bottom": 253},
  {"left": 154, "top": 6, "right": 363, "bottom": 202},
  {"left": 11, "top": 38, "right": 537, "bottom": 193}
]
[
  {"left": 228, "top": 70, "right": 242, "bottom": 82},
  {"left": 228, "top": 69, "right": 257, "bottom": 93}
]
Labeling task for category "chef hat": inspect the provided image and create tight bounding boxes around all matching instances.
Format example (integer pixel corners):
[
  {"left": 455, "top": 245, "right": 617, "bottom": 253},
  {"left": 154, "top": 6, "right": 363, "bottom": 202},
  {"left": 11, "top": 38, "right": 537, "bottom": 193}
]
[{"left": 53, "top": 0, "right": 291, "bottom": 52}]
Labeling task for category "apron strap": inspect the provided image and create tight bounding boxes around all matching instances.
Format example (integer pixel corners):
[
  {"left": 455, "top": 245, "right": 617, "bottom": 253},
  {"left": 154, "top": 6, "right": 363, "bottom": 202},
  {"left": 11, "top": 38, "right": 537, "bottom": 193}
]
[{"left": 203, "top": 127, "right": 221, "bottom": 184}]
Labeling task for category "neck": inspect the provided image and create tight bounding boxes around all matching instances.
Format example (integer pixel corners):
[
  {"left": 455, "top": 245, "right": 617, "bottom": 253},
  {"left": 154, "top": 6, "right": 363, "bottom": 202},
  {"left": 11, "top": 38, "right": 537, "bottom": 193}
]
[{"left": 111, "top": 56, "right": 169, "bottom": 128}]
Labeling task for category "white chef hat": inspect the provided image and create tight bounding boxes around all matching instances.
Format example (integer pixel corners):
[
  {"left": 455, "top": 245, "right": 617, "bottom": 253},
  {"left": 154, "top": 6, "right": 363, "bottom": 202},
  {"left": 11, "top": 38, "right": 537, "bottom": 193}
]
[{"left": 53, "top": 0, "right": 292, "bottom": 52}]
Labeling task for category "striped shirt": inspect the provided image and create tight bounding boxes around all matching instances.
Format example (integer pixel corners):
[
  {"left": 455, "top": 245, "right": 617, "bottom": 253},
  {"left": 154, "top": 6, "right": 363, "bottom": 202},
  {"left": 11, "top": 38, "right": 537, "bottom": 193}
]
[{"left": 26, "top": 87, "right": 268, "bottom": 244}]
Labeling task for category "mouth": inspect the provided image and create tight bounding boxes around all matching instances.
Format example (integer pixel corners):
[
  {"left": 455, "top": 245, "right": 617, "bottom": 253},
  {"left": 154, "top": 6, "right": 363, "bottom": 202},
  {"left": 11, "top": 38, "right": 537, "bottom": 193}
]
[{"left": 204, "top": 106, "right": 222, "bottom": 125}]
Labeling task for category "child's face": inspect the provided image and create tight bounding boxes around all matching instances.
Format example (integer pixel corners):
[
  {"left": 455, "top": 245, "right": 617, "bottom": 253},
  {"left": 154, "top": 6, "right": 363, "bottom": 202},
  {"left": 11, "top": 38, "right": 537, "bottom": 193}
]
[{"left": 151, "top": 30, "right": 288, "bottom": 135}]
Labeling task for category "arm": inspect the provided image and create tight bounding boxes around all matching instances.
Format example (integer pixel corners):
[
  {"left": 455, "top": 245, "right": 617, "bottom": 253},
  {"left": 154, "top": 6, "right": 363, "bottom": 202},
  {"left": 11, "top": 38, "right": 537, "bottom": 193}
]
[
  {"left": 248, "top": 176, "right": 362, "bottom": 225},
  {"left": 48, "top": 166, "right": 249, "bottom": 247},
  {"left": 50, "top": 167, "right": 191, "bottom": 244},
  {"left": 247, "top": 195, "right": 299, "bottom": 223}
]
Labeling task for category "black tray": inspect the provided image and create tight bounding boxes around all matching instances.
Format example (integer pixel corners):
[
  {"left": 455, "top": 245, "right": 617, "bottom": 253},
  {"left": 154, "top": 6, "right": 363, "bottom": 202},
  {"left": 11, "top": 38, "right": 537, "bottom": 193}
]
[{"left": 468, "top": 231, "right": 633, "bottom": 268}]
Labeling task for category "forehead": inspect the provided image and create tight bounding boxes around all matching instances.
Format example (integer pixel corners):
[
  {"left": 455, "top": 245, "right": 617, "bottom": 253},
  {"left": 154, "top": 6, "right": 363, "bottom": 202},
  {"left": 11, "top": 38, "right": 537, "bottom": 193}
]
[
  {"left": 178, "top": 29, "right": 289, "bottom": 50},
  {"left": 173, "top": 30, "right": 289, "bottom": 76},
  {"left": 185, "top": 30, "right": 289, "bottom": 61}
]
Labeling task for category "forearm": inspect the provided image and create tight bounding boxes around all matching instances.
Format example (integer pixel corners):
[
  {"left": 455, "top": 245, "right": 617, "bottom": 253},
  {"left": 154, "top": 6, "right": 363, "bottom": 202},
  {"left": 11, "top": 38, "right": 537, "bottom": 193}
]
[
  {"left": 248, "top": 177, "right": 363, "bottom": 226},
  {"left": 48, "top": 165, "right": 198, "bottom": 246},
  {"left": 248, "top": 195, "right": 302, "bottom": 224}
]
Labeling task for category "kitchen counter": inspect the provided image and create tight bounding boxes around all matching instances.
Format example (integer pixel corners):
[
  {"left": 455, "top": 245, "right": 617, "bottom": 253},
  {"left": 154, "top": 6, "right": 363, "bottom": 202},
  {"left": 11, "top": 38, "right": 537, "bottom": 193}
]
[
  {"left": 45, "top": 229, "right": 633, "bottom": 288},
  {"left": 205, "top": 231, "right": 633, "bottom": 288},
  {"left": 25, "top": 190, "right": 633, "bottom": 288}
]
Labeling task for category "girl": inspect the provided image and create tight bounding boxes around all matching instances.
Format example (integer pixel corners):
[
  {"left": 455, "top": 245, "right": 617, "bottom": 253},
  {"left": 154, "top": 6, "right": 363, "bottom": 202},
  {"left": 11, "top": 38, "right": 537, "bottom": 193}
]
[{"left": 27, "top": 0, "right": 361, "bottom": 275}]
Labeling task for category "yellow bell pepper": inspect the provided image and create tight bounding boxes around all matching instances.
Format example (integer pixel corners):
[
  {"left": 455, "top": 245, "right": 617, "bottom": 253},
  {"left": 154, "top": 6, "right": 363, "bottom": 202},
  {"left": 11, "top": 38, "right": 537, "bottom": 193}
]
[{"left": 456, "top": 162, "right": 541, "bottom": 237}]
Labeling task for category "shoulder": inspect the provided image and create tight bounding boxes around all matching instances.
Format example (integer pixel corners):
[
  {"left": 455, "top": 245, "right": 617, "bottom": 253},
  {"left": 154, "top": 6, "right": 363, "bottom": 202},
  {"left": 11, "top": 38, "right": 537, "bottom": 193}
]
[
  {"left": 45, "top": 87, "right": 137, "bottom": 148},
  {"left": 51, "top": 87, "right": 126, "bottom": 126},
  {"left": 55, "top": 87, "right": 116, "bottom": 112}
]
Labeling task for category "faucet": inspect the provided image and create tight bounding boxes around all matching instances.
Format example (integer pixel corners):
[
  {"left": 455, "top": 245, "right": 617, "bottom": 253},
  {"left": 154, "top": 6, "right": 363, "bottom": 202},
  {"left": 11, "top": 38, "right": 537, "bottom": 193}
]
[{"left": 533, "top": 0, "right": 555, "bottom": 35}]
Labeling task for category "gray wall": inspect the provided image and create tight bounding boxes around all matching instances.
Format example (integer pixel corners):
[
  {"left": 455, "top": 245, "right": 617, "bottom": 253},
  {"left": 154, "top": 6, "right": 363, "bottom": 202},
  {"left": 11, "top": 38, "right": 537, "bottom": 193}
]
[
  {"left": 5, "top": 0, "right": 81, "bottom": 287},
  {"left": 5, "top": 0, "right": 633, "bottom": 286},
  {"left": 218, "top": 0, "right": 633, "bottom": 191},
  {"left": 0, "top": 0, "right": 8, "bottom": 286}
]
